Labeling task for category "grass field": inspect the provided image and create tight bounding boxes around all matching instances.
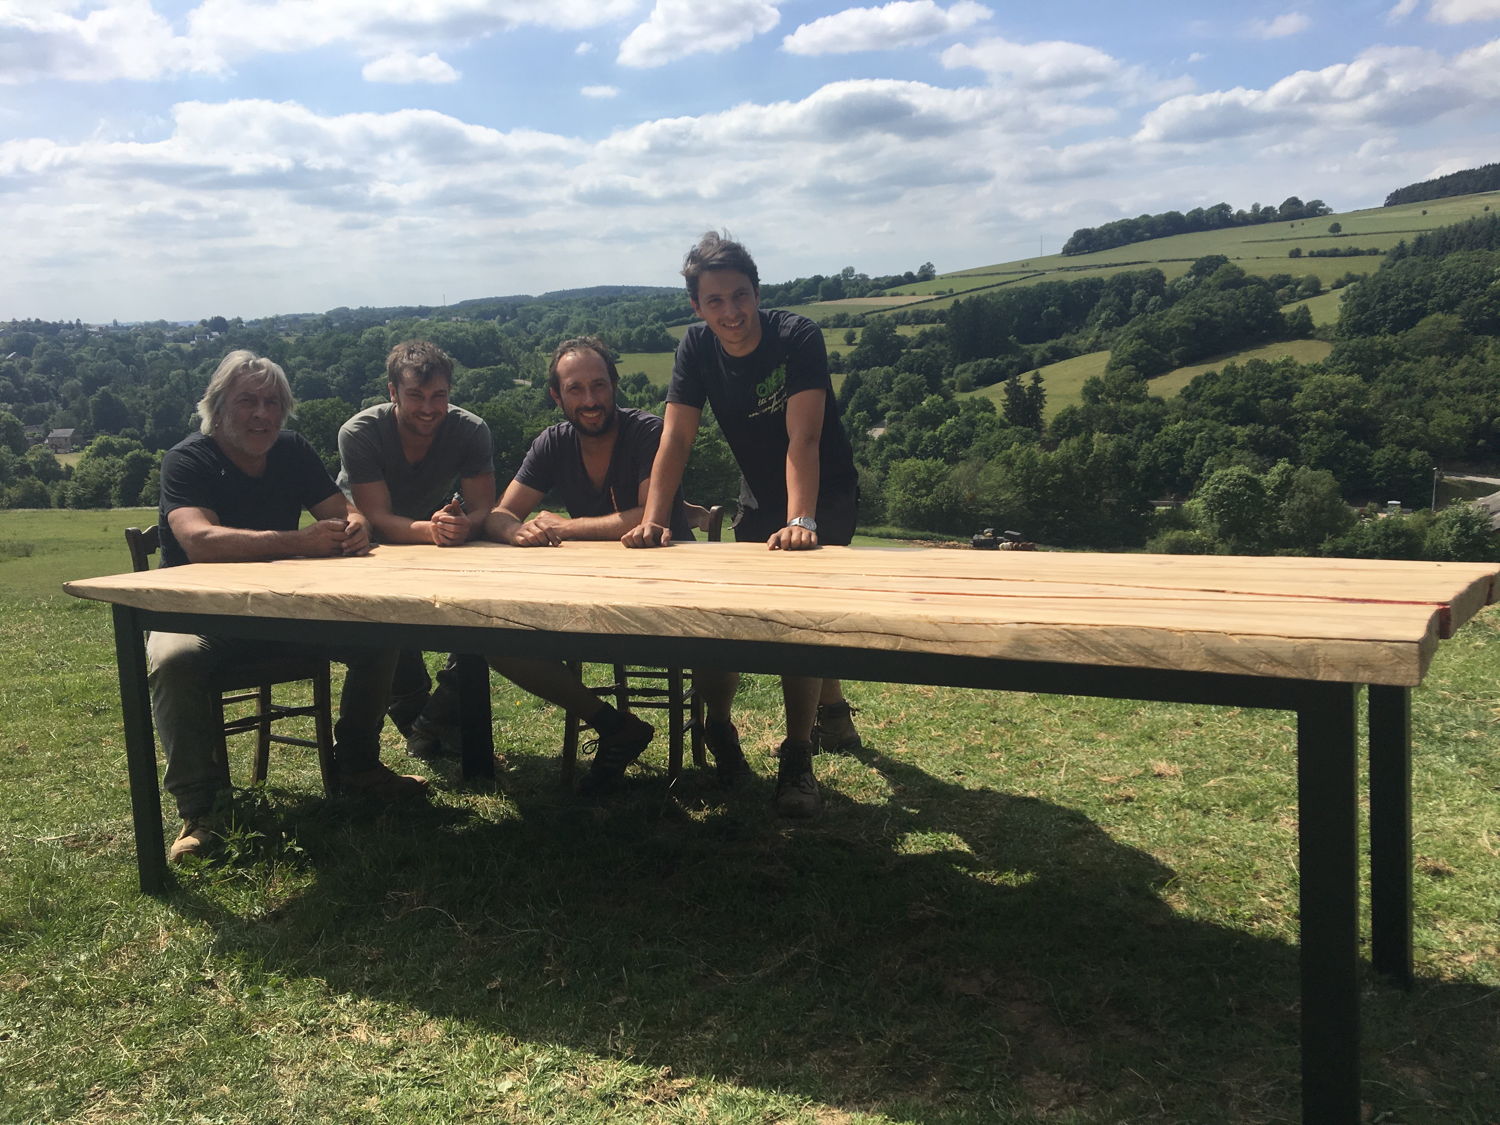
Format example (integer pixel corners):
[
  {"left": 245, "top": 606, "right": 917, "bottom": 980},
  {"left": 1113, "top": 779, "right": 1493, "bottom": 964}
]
[
  {"left": 2, "top": 509, "right": 1498, "bottom": 1123},
  {"left": 962, "top": 338, "right": 1335, "bottom": 419}
]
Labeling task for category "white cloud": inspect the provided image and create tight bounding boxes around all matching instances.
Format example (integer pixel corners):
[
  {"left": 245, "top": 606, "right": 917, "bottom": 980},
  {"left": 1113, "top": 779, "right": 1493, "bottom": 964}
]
[
  {"left": 940, "top": 34, "right": 1188, "bottom": 105},
  {"left": 618, "top": 0, "right": 781, "bottom": 68},
  {"left": 581, "top": 85, "right": 619, "bottom": 98},
  {"left": 361, "top": 50, "right": 459, "bottom": 84},
  {"left": 782, "top": 0, "right": 991, "bottom": 56},
  {"left": 1136, "top": 42, "right": 1500, "bottom": 143},
  {"left": 1385, "top": 0, "right": 1420, "bottom": 22},
  {"left": 1429, "top": 0, "right": 1500, "bottom": 20},
  {"left": 0, "top": 0, "right": 220, "bottom": 83},
  {"left": 186, "top": 0, "right": 638, "bottom": 63},
  {"left": 575, "top": 40, "right": 596, "bottom": 54},
  {"left": 943, "top": 36, "right": 1122, "bottom": 88},
  {"left": 1247, "top": 12, "right": 1311, "bottom": 38}
]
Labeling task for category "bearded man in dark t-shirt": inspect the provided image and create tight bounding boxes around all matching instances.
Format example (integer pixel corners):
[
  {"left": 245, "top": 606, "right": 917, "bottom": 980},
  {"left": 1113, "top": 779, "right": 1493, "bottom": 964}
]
[
  {"left": 622, "top": 232, "right": 864, "bottom": 818},
  {"left": 483, "top": 337, "right": 735, "bottom": 793}
]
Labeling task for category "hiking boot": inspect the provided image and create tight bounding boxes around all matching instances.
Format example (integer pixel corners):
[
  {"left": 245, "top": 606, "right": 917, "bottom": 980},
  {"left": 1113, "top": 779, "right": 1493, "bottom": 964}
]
[
  {"left": 169, "top": 818, "right": 217, "bottom": 864},
  {"left": 406, "top": 716, "right": 461, "bottom": 761},
  {"left": 704, "top": 719, "right": 753, "bottom": 786},
  {"left": 774, "top": 739, "right": 823, "bottom": 818},
  {"left": 387, "top": 689, "right": 430, "bottom": 738},
  {"left": 577, "top": 712, "right": 654, "bottom": 796},
  {"left": 814, "top": 700, "right": 863, "bottom": 753},
  {"left": 340, "top": 763, "right": 429, "bottom": 800}
]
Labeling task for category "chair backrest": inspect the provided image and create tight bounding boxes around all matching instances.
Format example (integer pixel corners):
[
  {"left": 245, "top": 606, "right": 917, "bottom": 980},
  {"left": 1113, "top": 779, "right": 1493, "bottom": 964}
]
[
  {"left": 125, "top": 525, "right": 160, "bottom": 573},
  {"left": 686, "top": 504, "right": 725, "bottom": 543}
]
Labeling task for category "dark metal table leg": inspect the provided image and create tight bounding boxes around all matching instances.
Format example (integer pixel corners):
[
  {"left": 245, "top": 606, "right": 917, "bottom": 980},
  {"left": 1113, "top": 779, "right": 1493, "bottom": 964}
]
[
  {"left": 113, "top": 605, "right": 166, "bottom": 895},
  {"left": 455, "top": 653, "right": 494, "bottom": 780},
  {"left": 1368, "top": 684, "right": 1414, "bottom": 987},
  {"left": 1297, "top": 682, "right": 1361, "bottom": 1124}
]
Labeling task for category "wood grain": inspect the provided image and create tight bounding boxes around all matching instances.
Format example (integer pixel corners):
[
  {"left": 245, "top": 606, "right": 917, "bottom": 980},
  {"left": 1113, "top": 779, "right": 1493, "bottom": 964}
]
[{"left": 65, "top": 542, "right": 1500, "bottom": 687}]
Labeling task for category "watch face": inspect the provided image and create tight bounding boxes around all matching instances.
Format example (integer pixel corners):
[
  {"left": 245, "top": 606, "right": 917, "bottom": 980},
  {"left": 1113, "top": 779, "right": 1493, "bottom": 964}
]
[{"left": 790, "top": 517, "right": 817, "bottom": 531}]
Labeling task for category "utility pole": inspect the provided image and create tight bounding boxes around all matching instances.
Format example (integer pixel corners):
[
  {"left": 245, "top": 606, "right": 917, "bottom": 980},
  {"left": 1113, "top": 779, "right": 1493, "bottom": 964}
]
[{"left": 1431, "top": 467, "right": 1441, "bottom": 510}]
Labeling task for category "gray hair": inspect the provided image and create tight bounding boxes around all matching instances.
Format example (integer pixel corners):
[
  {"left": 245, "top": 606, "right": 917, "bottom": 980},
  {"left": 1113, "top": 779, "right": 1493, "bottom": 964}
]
[{"left": 195, "top": 350, "right": 294, "bottom": 436}]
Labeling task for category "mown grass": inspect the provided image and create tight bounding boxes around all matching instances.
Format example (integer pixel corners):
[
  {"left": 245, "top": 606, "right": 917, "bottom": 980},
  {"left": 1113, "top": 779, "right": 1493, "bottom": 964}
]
[{"left": 2, "top": 508, "right": 1497, "bottom": 1124}]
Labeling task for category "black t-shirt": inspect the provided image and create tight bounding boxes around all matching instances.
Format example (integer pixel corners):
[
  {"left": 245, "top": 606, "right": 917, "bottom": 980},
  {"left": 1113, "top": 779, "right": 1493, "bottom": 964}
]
[
  {"left": 513, "top": 408, "right": 695, "bottom": 539},
  {"left": 668, "top": 308, "right": 856, "bottom": 519},
  {"left": 156, "top": 431, "right": 340, "bottom": 567}
]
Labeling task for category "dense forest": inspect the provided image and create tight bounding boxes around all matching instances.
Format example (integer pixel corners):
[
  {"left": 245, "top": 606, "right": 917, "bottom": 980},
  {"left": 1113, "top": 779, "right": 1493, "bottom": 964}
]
[
  {"left": 1060, "top": 196, "right": 1332, "bottom": 255},
  {"left": 1384, "top": 161, "right": 1500, "bottom": 207},
  {"left": 3, "top": 212, "right": 1498, "bottom": 562}
]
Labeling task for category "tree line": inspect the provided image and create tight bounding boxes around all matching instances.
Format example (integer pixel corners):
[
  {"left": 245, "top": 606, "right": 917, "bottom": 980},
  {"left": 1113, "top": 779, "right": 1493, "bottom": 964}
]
[
  {"left": 1061, "top": 196, "right": 1332, "bottom": 256},
  {"left": 1384, "top": 161, "right": 1500, "bottom": 207}
]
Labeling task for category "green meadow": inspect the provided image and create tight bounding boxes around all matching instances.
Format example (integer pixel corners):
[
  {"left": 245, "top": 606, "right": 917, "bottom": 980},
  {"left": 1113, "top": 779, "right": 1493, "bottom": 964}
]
[{"left": 2, "top": 508, "right": 1498, "bottom": 1123}]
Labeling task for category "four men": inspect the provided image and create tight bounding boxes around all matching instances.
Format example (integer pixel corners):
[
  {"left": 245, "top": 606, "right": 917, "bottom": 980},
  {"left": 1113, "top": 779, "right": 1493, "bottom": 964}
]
[{"left": 151, "top": 234, "right": 861, "bottom": 863}]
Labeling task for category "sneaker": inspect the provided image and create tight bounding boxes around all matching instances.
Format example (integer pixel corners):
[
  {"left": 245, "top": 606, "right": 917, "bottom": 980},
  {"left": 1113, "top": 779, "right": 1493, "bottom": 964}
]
[
  {"left": 406, "top": 716, "right": 461, "bottom": 761},
  {"left": 813, "top": 700, "right": 863, "bottom": 754},
  {"left": 774, "top": 739, "right": 823, "bottom": 818},
  {"left": 169, "top": 818, "right": 217, "bottom": 864},
  {"left": 577, "top": 712, "right": 655, "bottom": 796},
  {"left": 340, "top": 763, "right": 429, "bottom": 800},
  {"left": 704, "top": 719, "right": 753, "bottom": 786}
]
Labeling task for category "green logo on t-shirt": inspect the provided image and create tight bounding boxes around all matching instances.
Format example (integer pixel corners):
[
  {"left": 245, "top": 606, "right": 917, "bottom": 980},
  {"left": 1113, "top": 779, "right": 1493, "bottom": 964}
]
[{"left": 750, "top": 364, "right": 788, "bottom": 418}]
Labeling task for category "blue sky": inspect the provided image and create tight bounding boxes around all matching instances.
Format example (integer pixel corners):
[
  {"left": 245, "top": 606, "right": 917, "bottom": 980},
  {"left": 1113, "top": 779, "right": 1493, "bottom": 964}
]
[{"left": 2, "top": 0, "right": 1498, "bottom": 323}]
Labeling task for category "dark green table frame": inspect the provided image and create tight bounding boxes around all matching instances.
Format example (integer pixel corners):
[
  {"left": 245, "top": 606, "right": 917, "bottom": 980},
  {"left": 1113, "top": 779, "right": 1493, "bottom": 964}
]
[{"left": 109, "top": 602, "right": 1417, "bottom": 1125}]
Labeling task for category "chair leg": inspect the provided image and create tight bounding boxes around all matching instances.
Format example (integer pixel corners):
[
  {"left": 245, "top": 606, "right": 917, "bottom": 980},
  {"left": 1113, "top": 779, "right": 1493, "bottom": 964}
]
[
  {"left": 209, "top": 690, "right": 230, "bottom": 793},
  {"left": 611, "top": 664, "right": 630, "bottom": 713},
  {"left": 252, "top": 684, "right": 273, "bottom": 785},
  {"left": 666, "top": 667, "right": 685, "bottom": 779},
  {"left": 313, "top": 664, "right": 335, "bottom": 797},
  {"left": 561, "top": 661, "right": 583, "bottom": 784},
  {"left": 690, "top": 679, "right": 707, "bottom": 769}
]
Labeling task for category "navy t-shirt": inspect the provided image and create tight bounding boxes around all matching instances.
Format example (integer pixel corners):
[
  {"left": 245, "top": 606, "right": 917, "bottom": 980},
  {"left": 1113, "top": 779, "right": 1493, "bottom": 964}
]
[
  {"left": 156, "top": 431, "right": 339, "bottom": 567},
  {"left": 668, "top": 308, "right": 855, "bottom": 519},
  {"left": 513, "top": 408, "right": 694, "bottom": 539}
]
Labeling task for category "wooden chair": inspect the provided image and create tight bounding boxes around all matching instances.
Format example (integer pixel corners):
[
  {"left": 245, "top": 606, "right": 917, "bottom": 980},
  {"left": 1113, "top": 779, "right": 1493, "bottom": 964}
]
[
  {"left": 125, "top": 526, "right": 337, "bottom": 795},
  {"left": 559, "top": 504, "right": 725, "bottom": 783}
]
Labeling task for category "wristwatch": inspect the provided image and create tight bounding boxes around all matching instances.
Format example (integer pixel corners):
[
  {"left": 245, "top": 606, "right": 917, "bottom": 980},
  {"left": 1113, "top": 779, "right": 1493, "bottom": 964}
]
[{"left": 787, "top": 516, "right": 817, "bottom": 532}]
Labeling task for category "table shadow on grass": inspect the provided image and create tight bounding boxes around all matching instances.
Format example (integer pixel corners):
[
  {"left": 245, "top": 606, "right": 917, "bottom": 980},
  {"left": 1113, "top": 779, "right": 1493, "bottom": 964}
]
[{"left": 165, "top": 748, "right": 1498, "bottom": 1125}]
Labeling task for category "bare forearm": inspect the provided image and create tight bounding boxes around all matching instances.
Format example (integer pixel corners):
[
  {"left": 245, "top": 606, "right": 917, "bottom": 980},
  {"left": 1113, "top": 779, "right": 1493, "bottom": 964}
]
[
  {"left": 643, "top": 443, "right": 690, "bottom": 527},
  {"left": 484, "top": 508, "right": 525, "bottom": 544},
  {"left": 785, "top": 435, "right": 821, "bottom": 520},
  {"left": 366, "top": 511, "right": 435, "bottom": 544},
  {"left": 181, "top": 525, "right": 315, "bottom": 563},
  {"left": 558, "top": 508, "right": 646, "bottom": 541}
]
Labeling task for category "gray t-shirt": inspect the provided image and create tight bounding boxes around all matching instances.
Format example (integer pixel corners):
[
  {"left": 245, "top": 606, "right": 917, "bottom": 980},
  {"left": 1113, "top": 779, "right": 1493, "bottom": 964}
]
[{"left": 337, "top": 402, "right": 493, "bottom": 522}]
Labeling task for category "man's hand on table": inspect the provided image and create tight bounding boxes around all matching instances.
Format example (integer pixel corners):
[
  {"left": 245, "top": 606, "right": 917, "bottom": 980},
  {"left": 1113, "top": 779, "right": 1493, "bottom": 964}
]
[
  {"left": 621, "top": 520, "right": 672, "bottom": 548},
  {"left": 768, "top": 524, "right": 819, "bottom": 551},
  {"left": 300, "top": 518, "right": 369, "bottom": 557},
  {"left": 429, "top": 497, "right": 471, "bottom": 546},
  {"left": 513, "top": 510, "right": 565, "bottom": 547}
]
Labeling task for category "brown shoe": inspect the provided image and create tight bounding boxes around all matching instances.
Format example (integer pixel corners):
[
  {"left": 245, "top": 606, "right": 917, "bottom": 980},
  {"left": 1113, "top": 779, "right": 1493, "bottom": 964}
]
[
  {"left": 813, "top": 701, "right": 862, "bottom": 753},
  {"left": 774, "top": 740, "right": 823, "bottom": 818},
  {"left": 340, "top": 764, "right": 429, "bottom": 800},
  {"left": 169, "top": 818, "right": 217, "bottom": 864}
]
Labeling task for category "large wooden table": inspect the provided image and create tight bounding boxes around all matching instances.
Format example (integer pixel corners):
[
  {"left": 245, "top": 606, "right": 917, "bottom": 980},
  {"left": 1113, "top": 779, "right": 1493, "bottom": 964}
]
[{"left": 65, "top": 542, "right": 1500, "bottom": 1124}]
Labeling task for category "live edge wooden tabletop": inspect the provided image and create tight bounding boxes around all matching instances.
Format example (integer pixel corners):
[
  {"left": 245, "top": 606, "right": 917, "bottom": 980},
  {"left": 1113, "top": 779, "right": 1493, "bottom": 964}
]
[{"left": 65, "top": 542, "right": 1500, "bottom": 688}]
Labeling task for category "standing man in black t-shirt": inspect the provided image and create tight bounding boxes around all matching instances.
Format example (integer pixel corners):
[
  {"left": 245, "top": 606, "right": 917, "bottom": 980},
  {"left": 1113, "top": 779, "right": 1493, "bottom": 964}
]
[
  {"left": 623, "top": 232, "right": 863, "bottom": 818},
  {"left": 149, "top": 350, "right": 426, "bottom": 864},
  {"left": 484, "top": 337, "right": 749, "bottom": 793}
]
